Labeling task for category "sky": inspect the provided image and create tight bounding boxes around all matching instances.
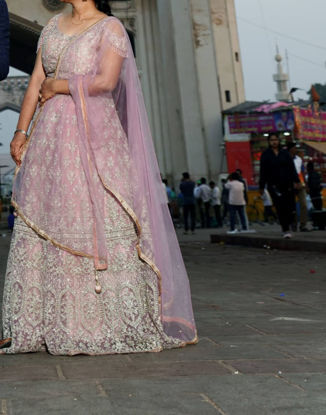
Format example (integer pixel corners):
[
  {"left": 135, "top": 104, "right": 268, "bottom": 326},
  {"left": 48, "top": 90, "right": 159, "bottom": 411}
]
[{"left": 234, "top": 0, "right": 326, "bottom": 102}]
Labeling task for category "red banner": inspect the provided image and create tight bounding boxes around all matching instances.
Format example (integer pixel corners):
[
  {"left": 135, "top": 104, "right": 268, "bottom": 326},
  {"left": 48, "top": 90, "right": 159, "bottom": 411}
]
[
  {"left": 225, "top": 141, "right": 254, "bottom": 185},
  {"left": 294, "top": 106, "right": 326, "bottom": 141}
]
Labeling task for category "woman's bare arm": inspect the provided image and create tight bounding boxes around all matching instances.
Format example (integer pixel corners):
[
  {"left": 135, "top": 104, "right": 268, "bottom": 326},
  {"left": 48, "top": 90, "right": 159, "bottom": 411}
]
[
  {"left": 40, "top": 46, "right": 124, "bottom": 102},
  {"left": 40, "top": 78, "right": 69, "bottom": 104},
  {"left": 17, "top": 50, "right": 45, "bottom": 132},
  {"left": 10, "top": 50, "right": 46, "bottom": 165}
]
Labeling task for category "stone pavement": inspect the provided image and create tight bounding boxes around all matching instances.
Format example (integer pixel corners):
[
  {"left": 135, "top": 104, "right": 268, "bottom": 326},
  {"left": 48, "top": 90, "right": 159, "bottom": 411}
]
[{"left": 1, "top": 226, "right": 326, "bottom": 414}]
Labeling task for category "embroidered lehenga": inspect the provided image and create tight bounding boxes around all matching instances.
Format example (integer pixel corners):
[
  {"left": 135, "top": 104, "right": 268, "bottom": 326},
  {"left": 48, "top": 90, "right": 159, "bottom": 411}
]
[{"left": 1, "top": 15, "right": 197, "bottom": 355}]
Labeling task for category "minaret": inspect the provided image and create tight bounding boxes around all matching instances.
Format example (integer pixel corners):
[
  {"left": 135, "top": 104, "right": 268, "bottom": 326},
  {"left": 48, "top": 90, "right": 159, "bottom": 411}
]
[{"left": 273, "top": 48, "right": 289, "bottom": 101}]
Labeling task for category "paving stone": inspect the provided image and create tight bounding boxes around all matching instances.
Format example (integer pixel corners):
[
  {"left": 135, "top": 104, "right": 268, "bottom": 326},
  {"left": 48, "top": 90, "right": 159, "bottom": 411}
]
[
  {"left": 128, "top": 337, "right": 219, "bottom": 363},
  {"left": 266, "top": 334, "right": 326, "bottom": 359},
  {"left": 0, "top": 364, "right": 58, "bottom": 381},
  {"left": 101, "top": 380, "right": 219, "bottom": 415},
  {"left": 8, "top": 396, "right": 114, "bottom": 415},
  {"left": 60, "top": 359, "right": 230, "bottom": 380},
  {"left": 226, "top": 358, "right": 326, "bottom": 374},
  {"left": 280, "top": 373, "right": 326, "bottom": 396},
  {"left": 0, "top": 380, "right": 99, "bottom": 400},
  {"left": 206, "top": 341, "right": 288, "bottom": 360},
  {"left": 198, "top": 321, "right": 260, "bottom": 337},
  {"left": 99, "top": 377, "right": 220, "bottom": 414},
  {"left": 203, "top": 375, "right": 318, "bottom": 415}
]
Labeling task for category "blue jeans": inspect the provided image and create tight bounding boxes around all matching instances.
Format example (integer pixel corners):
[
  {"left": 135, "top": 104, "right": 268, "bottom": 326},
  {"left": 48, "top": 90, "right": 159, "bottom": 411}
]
[{"left": 229, "top": 205, "right": 247, "bottom": 231}]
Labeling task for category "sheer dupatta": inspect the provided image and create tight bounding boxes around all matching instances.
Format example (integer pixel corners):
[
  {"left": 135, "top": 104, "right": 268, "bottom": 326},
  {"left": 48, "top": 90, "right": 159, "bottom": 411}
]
[{"left": 17, "top": 17, "right": 197, "bottom": 344}]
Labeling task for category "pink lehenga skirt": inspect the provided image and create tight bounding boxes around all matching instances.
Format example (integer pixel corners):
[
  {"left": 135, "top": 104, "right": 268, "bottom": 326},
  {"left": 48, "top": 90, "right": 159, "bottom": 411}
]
[{"left": 2, "top": 199, "right": 182, "bottom": 355}]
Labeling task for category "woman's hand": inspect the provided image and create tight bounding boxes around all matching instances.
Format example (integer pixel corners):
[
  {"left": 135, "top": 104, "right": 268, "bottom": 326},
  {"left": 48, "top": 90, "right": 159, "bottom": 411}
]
[
  {"left": 10, "top": 132, "right": 27, "bottom": 166},
  {"left": 39, "top": 78, "right": 57, "bottom": 104}
]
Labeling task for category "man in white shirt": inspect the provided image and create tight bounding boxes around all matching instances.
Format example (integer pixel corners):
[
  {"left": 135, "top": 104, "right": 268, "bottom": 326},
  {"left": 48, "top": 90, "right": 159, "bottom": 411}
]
[
  {"left": 197, "top": 178, "right": 211, "bottom": 227},
  {"left": 209, "top": 181, "right": 222, "bottom": 227},
  {"left": 225, "top": 172, "right": 248, "bottom": 233}
]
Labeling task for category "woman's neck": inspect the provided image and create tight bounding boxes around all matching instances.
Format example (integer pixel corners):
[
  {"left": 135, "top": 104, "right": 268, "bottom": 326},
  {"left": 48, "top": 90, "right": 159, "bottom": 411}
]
[{"left": 71, "top": 2, "right": 98, "bottom": 21}]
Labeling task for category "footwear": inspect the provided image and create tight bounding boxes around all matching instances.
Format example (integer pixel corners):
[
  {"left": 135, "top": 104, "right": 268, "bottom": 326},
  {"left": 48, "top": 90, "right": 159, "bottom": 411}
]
[
  {"left": 0, "top": 338, "right": 11, "bottom": 349},
  {"left": 227, "top": 229, "right": 238, "bottom": 234},
  {"left": 283, "top": 232, "right": 292, "bottom": 239}
]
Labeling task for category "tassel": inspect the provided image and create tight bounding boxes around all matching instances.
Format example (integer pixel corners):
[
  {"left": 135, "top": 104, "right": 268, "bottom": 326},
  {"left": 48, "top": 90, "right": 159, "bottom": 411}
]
[{"left": 94, "top": 271, "right": 102, "bottom": 294}]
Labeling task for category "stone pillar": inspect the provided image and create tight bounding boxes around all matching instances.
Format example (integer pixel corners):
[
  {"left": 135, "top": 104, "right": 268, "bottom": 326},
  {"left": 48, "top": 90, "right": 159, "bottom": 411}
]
[
  {"left": 155, "top": 0, "right": 188, "bottom": 183},
  {"left": 190, "top": 0, "right": 223, "bottom": 180},
  {"left": 166, "top": 0, "right": 207, "bottom": 180},
  {"left": 134, "top": 0, "right": 166, "bottom": 172},
  {"left": 209, "top": 0, "right": 245, "bottom": 110}
]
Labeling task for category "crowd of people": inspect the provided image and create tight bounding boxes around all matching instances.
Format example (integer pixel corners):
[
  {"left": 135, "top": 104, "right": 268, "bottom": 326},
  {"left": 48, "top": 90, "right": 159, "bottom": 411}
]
[
  {"left": 162, "top": 170, "right": 249, "bottom": 235},
  {"left": 163, "top": 133, "right": 323, "bottom": 238}
]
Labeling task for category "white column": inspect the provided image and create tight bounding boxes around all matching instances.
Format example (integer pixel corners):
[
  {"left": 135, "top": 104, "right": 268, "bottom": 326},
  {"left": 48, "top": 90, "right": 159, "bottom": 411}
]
[
  {"left": 134, "top": 0, "right": 166, "bottom": 172},
  {"left": 209, "top": 0, "right": 245, "bottom": 110},
  {"left": 190, "top": 0, "right": 224, "bottom": 180},
  {"left": 224, "top": 0, "right": 246, "bottom": 104},
  {"left": 147, "top": 0, "right": 173, "bottom": 177},
  {"left": 155, "top": 0, "right": 188, "bottom": 183},
  {"left": 167, "top": 0, "right": 207, "bottom": 180}
]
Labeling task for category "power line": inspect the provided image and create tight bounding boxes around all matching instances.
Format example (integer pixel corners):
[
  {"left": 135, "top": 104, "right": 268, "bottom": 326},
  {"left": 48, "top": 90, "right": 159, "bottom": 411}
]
[
  {"left": 239, "top": 16, "right": 326, "bottom": 51},
  {"left": 288, "top": 52, "right": 325, "bottom": 69}
]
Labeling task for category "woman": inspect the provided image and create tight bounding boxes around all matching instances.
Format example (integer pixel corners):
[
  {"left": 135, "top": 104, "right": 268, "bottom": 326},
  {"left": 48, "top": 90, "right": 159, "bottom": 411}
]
[{"left": 0, "top": 0, "right": 197, "bottom": 355}]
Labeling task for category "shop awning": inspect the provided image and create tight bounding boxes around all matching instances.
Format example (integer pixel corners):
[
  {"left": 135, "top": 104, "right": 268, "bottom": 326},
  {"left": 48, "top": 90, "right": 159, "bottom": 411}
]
[{"left": 303, "top": 140, "right": 326, "bottom": 154}]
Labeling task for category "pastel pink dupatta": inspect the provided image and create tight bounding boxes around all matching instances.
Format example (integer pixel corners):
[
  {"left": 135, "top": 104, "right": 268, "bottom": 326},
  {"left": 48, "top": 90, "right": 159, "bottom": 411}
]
[{"left": 13, "top": 17, "right": 197, "bottom": 344}]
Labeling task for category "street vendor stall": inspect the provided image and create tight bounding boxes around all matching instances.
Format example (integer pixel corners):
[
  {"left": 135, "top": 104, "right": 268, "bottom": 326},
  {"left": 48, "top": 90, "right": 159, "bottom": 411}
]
[
  {"left": 223, "top": 100, "right": 326, "bottom": 218},
  {"left": 224, "top": 101, "right": 326, "bottom": 184}
]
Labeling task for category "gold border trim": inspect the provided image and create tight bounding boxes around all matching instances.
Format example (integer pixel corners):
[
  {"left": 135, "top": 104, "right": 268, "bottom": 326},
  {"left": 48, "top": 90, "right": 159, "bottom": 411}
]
[
  {"left": 100, "top": 178, "right": 163, "bottom": 295},
  {"left": 78, "top": 80, "right": 107, "bottom": 270},
  {"left": 12, "top": 200, "right": 92, "bottom": 259}
]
